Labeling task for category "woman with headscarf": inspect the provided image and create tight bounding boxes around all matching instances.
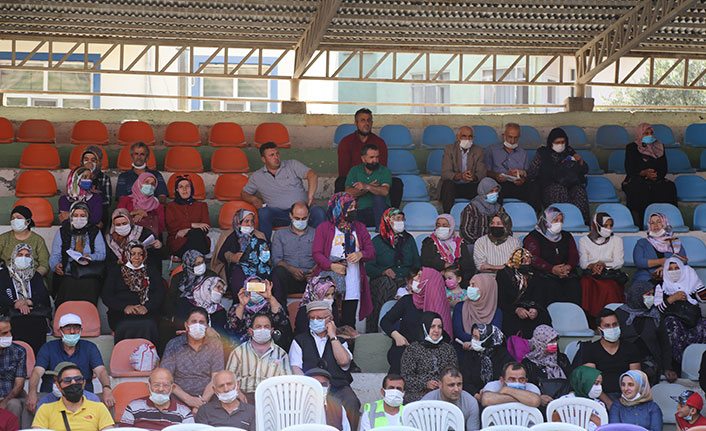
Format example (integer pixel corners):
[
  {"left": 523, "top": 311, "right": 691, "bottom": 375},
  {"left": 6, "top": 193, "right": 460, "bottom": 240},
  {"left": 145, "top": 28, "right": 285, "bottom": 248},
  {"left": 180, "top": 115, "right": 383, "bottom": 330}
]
[
  {"left": 0, "top": 243, "right": 50, "bottom": 354},
  {"left": 421, "top": 214, "right": 474, "bottom": 284},
  {"left": 0, "top": 205, "right": 50, "bottom": 275},
  {"left": 165, "top": 174, "right": 211, "bottom": 258},
  {"left": 381, "top": 267, "right": 452, "bottom": 374},
  {"left": 312, "top": 192, "right": 375, "bottom": 329},
  {"left": 609, "top": 370, "right": 663, "bottom": 431},
  {"left": 623, "top": 123, "right": 677, "bottom": 226},
  {"left": 523, "top": 206, "right": 582, "bottom": 307},
  {"left": 453, "top": 273, "right": 502, "bottom": 352},
  {"left": 80, "top": 145, "right": 112, "bottom": 229},
  {"left": 400, "top": 311, "right": 457, "bottom": 404},
  {"left": 634, "top": 212, "right": 686, "bottom": 282},
  {"left": 522, "top": 325, "right": 572, "bottom": 402},
  {"left": 473, "top": 211, "right": 520, "bottom": 273},
  {"left": 554, "top": 366, "right": 606, "bottom": 430},
  {"left": 528, "top": 127, "right": 590, "bottom": 223},
  {"left": 117, "top": 172, "right": 165, "bottom": 236},
  {"left": 58, "top": 166, "right": 103, "bottom": 227},
  {"left": 578, "top": 212, "right": 627, "bottom": 319},
  {"left": 496, "top": 248, "right": 552, "bottom": 339},
  {"left": 174, "top": 276, "right": 227, "bottom": 334},
  {"left": 105, "top": 208, "right": 162, "bottom": 273},
  {"left": 460, "top": 177, "right": 503, "bottom": 245},
  {"left": 102, "top": 241, "right": 163, "bottom": 344},
  {"left": 294, "top": 275, "right": 340, "bottom": 335},
  {"left": 616, "top": 280, "right": 677, "bottom": 383},
  {"left": 460, "top": 323, "right": 513, "bottom": 397},
  {"left": 366, "top": 208, "right": 420, "bottom": 333},
  {"left": 49, "top": 201, "right": 106, "bottom": 305}
]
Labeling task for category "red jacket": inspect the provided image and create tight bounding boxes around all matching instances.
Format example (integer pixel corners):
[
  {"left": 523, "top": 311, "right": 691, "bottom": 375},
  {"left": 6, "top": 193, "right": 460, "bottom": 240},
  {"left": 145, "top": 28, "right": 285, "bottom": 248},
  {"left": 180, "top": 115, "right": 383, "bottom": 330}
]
[
  {"left": 337, "top": 132, "right": 388, "bottom": 177},
  {"left": 165, "top": 201, "right": 211, "bottom": 253}
]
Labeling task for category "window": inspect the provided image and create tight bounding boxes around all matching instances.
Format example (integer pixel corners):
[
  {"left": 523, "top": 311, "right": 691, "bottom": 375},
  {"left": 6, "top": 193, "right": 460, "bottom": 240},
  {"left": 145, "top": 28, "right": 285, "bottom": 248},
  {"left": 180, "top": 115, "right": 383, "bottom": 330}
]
[
  {"left": 202, "top": 65, "right": 269, "bottom": 112},
  {"left": 411, "top": 72, "right": 450, "bottom": 113},
  {"left": 0, "top": 62, "right": 92, "bottom": 108},
  {"left": 481, "top": 68, "right": 528, "bottom": 110}
]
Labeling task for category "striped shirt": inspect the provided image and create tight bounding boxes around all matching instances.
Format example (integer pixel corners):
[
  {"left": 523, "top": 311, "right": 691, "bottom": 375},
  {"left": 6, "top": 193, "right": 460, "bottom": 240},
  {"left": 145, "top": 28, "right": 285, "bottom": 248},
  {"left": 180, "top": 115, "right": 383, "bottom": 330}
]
[
  {"left": 119, "top": 396, "right": 194, "bottom": 429},
  {"left": 226, "top": 341, "right": 292, "bottom": 394},
  {"left": 473, "top": 234, "right": 521, "bottom": 269}
]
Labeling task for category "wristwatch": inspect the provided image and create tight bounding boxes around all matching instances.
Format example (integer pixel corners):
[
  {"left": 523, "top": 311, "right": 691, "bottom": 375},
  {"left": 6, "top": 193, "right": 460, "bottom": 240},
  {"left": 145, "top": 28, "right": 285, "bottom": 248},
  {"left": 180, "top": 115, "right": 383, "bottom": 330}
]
[{"left": 330, "top": 336, "right": 339, "bottom": 342}]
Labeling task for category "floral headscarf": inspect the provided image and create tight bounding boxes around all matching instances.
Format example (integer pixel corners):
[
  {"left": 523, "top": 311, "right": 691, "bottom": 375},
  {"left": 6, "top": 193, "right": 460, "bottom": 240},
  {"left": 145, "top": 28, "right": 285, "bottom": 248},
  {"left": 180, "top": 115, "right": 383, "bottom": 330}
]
[
  {"left": 472, "top": 323, "right": 506, "bottom": 384},
  {"left": 327, "top": 192, "right": 357, "bottom": 254},
  {"left": 81, "top": 145, "right": 104, "bottom": 173},
  {"left": 189, "top": 276, "right": 225, "bottom": 314},
  {"left": 243, "top": 275, "right": 268, "bottom": 314},
  {"left": 488, "top": 210, "right": 513, "bottom": 246},
  {"left": 636, "top": 123, "right": 664, "bottom": 159},
  {"left": 431, "top": 214, "right": 462, "bottom": 264},
  {"left": 178, "top": 250, "right": 206, "bottom": 295},
  {"left": 507, "top": 247, "right": 531, "bottom": 296},
  {"left": 379, "top": 207, "right": 408, "bottom": 265},
  {"left": 535, "top": 206, "right": 563, "bottom": 242},
  {"left": 130, "top": 172, "right": 160, "bottom": 212},
  {"left": 646, "top": 212, "right": 681, "bottom": 254},
  {"left": 587, "top": 212, "right": 613, "bottom": 245},
  {"left": 301, "top": 275, "right": 336, "bottom": 308},
  {"left": 619, "top": 370, "right": 653, "bottom": 407},
  {"left": 174, "top": 175, "right": 195, "bottom": 206},
  {"left": 66, "top": 166, "right": 93, "bottom": 201},
  {"left": 524, "top": 325, "right": 565, "bottom": 379},
  {"left": 9, "top": 243, "right": 34, "bottom": 300},
  {"left": 106, "top": 208, "right": 143, "bottom": 263},
  {"left": 120, "top": 241, "right": 149, "bottom": 305},
  {"left": 233, "top": 209, "right": 256, "bottom": 250}
]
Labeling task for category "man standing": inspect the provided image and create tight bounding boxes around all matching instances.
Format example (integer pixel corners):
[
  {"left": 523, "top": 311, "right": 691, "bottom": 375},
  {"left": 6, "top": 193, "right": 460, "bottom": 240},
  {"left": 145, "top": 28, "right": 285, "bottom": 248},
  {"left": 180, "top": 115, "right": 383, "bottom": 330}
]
[
  {"left": 195, "top": 371, "right": 255, "bottom": 430},
  {"left": 345, "top": 144, "right": 391, "bottom": 228},
  {"left": 306, "top": 368, "right": 351, "bottom": 431},
  {"left": 119, "top": 368, "right": 194, "bottom": 429},
  {"left": 439, "top": 126, "right": 487, "bottom": 213},
  {"left": 271, "top": 202, "right": 317, "bottom": 299},
  {"left": 423, "top": 366, "right": 480, "bottom": 431},
  {"left": 115, "top": 142, "right": 168, "bottom": 203},
  {"left": 0, "top": 317, "right": 26, "bottom": 425},
  {"left": 360, "top": 374, "right": 405, "bottom": 431},
  {"left": 241, "top": 142, "right": 326, "bottom": 240}
]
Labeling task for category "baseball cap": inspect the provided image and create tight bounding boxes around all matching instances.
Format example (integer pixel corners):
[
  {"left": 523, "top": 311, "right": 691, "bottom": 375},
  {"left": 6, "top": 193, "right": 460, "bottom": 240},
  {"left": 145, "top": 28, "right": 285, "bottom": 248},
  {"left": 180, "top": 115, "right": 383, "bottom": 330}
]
[
  {"left": 45, "top": 361, "right": 78, "bottom": 376},
  {"left": 305, "top": 368, "right": 332, "bottom": 381},
  {"left": 58, "top": 313, "right": 82, "bottom": 328},
  {"left": 306, "top": 300, "right": 332, "bottom": 313},
  {"left": 671, "top": 390, "right": 704, "bottom": 410}
]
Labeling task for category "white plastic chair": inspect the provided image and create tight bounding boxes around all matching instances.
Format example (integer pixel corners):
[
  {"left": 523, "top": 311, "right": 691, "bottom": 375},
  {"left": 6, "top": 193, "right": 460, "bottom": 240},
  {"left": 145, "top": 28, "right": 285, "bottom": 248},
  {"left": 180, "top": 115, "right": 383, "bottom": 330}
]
[
  {"left": 481, "top": 402, "right": 544, "bottom": 428},
  {"left": 530, "top": 423, "right": 585, "bottom": 431},
  {"left": 162, "top": 425, "right": 213, "bottom": 431},
  {"left": 281, "top": 425, "right": 338, "bottom": 431},
  {"left": 374, "top": 426, "right": 422, "bottom": 431},
  {"left": 681, "top": 343, "right": 706, "bottom": 379},
  {"left": 401, "top": 400, "right": 465, "bottom": 431},
  {"left": 547, "top": 303, "right": 595, "bottom": 336},
  {"left": 255, "top": 375, "right": 326, "bottom": 431},
  {"left": 481, "top": 426, "right": 529, "bottom": 431},
  {"left": 211, "top": 428, "right": 247, "bottom": 431},
  {"left": 547, "top": 397, "right": 608, "bottom": 429}
]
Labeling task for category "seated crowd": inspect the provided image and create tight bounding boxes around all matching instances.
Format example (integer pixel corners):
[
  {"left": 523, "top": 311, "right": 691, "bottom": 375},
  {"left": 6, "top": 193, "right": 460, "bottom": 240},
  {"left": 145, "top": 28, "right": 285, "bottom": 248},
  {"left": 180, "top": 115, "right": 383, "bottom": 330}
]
[{"left": 0, "top": 110, "right": 703, "bottom": 431}]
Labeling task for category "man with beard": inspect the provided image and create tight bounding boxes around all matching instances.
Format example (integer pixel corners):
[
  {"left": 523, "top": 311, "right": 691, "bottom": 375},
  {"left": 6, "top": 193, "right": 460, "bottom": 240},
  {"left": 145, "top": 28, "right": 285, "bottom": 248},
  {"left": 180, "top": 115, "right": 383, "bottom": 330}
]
[{"left": 345, "top": 143, "right": 391, "bottom": 228}]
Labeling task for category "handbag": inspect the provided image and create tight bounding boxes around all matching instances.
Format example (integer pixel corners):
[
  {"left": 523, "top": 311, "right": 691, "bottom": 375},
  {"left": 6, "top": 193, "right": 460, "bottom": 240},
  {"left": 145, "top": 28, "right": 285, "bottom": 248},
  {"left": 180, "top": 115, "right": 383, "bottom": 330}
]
[
  {"left": 6, "top": 303, "right": 52, "bottom": 319},
  {"left": 554, "top": 158, "right": 585, "bottom": 188},
  {"left": 538, "top": 378, "right": 571, "bottom": 398},
  {"left": 662, "top": 297, "right": 700, "bottom": 328},
  {"left": 70, "top": 260, "right": 105, "bottom": 279}
]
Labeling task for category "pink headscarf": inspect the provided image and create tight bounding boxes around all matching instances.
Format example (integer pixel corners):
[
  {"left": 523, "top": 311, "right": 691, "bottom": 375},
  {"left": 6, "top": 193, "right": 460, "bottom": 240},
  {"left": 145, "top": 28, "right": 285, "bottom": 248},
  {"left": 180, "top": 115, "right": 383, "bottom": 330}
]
[
  {"left": 430, "top": 214, "right": 462, "bottom": 264},
  {"left": 412, "top": 267, "right": 453, "bottom": 338},
  {"left": 635, "top": 123, "right": 664, "bottom": 159},
  {"left": 130, "top": 172, "right": 160, "bottom": 212}
]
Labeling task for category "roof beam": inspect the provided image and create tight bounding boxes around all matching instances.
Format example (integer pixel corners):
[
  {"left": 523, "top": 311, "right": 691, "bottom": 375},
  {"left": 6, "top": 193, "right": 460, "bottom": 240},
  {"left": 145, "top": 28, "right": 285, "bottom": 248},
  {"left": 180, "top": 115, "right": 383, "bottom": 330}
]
[
  {"left": 575, "top": 0, "right": 697, "bottom": 84},
  {"left": 292, "top": 0, "right": 342, "bottom": 78}
]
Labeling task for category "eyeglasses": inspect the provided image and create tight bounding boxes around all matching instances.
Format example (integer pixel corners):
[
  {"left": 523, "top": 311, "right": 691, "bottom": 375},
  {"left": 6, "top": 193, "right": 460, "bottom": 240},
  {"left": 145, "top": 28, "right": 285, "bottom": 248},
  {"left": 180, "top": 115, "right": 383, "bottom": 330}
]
[{"left": 60, "top": 376, "right": 85, "bottom": 384}]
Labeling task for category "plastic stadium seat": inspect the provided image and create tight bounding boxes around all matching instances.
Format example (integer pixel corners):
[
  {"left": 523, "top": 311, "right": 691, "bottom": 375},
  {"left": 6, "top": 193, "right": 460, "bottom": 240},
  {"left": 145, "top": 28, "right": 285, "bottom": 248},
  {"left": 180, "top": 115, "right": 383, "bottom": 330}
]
[
  {"left": 596, "top": 125, "right": 630, "bottom": 149},
  {"left": 114, "top": 381, "right": 150, "bottom": 422},
  {"left": 13, "top": 341, "right": 34, "bottom": 375},
  {"left": 118, "top": 120, "right": 155, "bottom": 146},
  {"left": 675, "top": 175, "right": 706, "bottom": 201},
  {"left": 622, "top": 236, "right": 641, "bottom": 267},
  {"left": 526, "top": 149, "right": 537, "bottom": 162},
  {"left": 15, "top": 170, "right": 57, "bottom": 198},
  {"left": 68, "top": 144, "right": 109, "bottom": 170},
  {"left": 398, "top": 175, "right": 429, "bottom": 202},
  {"left": 481, "top": 402, "right": 544, "bottom": 428},
  {"left": 19, "top": 144, "right": 60, "bottom": 170},
  {"left": 208, "top": 122, "right": 246, "bottom": 147},
  {"left": 653, "top": 124, "right": 677, "bottom": 147},
  {"left": 450, "top": 203, "right": 466, "bottom": 230},
  {"left": 595, "top": 203, "right": 639, "bottom": 232},
  {"left": 426, "top": 149, "right": 443, "bottom": 175},
  {"left": 421, "top": 125, "right": 454, "bottom": 149},
  {"left": 219, "top": 201, "right": 258, "bottom": 230},
  {"left": 607, "top": 150, "right": 626, "bottom": 174},
  {"left": 14, "top": 198, "right": 54, "bottom": 227},
  {"left": 560, "top": 125, "right": 589, "bottom": 149},
  {"left": 698, "top": 268, "right": 706, "bottom": 284},
  {"left": 381, "top": 124, "right": 414, "bottom": 149},
  {"left": 504, "top": 202, "right": 537, "bottom": 231},
  {"left": 586, "top": 177, "right": 619, "bottom": 203},
  {"left": 402, "top": 202, "right": 438, "bottom": 231},
  {"left": 643, "top": 203, "right": 688, "bottom": 232},
  {"left": 575, "top": 150, "right": 603, "bottom": 174},
  {"left": 17, "top": 119, "right": 55, "bottom": 144},
  {"left": 254, "top": 122, "right": 290, "bottom": 148},
  {"left": 164, "top": 121, "right": 201, "bottom": 146},
  {"left": 166, "top": 173, "right": 206, "bottom": 200},
  {"left": 652, "top": 382, "right": 690, "bottom": 424},
  {"left": 403, "top": 400, "right": 465, "bottom": 431},
  {"left": 682, "top": 344, "right": 706, "bottom": 380},
  {"left": 665, "top": 148, "right": 695, "bottom": 173},
  {"left": 164, "top": 147, "right": 204, "bottom": 173},
  {"left": 701, "top": 150, "right": 706, "bottom": 171},
  {"left": 415, "top": 234, "right": 428, "bottom": 253},
  {"left": 547, "top": 302, "right": 594, "bottom": 336},
  {"left": 685, "top": 123, "right": 706, "bottom": 148},
  {"left": 519, "top": 126, "right": 542, "bottom": 148},
  {"left": 333, "top": 124, "right": 356, "bottom": 147},
  {"left": 473, "top": 125, "right": 499, "bottom": 148},
  {"left": 0, "top": 117, "right": 14, "bottom": 143},
  {"left": 110, "top": 338, "right": 155, "bottom": 377},
  {"left": 681, "top": 236, "right": 706, "bottom": 266},
  {"left": 210, "top": 147, "right": 250, "bottom": 173},
  {"left": 70, "top": 120, "right": 109, "bottom": 145},
  {"left": 117, "top": 146, "right": 157, "bottom": 171},
  {"left": 546, "top": 398, "right": 608, "bottom": 430},
  {"left": 215, "top": 174, "right": 249, "bottom": 201},
  {"left": 695, "top": 204, "right": 706, "bottom": 231},
  {"left": 52, "top": 301, "right": 101, "bottom": 337},
  {"left": 551, "top": 203, "right": 589, "bottom": 232},
  {"left": 387, "top": 150, "right": 419, "bottom": 175},
  {"left": 563, "top": 341, "right": 580, "bottom": 364}
]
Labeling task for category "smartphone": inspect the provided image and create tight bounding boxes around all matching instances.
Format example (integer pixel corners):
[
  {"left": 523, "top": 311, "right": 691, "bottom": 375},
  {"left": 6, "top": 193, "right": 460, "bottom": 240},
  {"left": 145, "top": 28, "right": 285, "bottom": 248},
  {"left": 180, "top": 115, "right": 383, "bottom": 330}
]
[{"left": 246, "top": 281, "right": 266, "bottom": 292}]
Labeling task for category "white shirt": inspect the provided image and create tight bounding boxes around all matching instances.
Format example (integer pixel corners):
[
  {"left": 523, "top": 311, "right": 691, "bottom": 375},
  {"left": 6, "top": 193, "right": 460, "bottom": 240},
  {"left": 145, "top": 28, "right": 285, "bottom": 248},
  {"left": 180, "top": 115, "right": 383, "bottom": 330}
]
[
  {"left": 330, "top": 227, "right": 361, "bottom": 301},
  {"left": 473, "top": 234, "right": 521, "bottom": 269},
  {"left": 578, "top": 235, "right": 624, "bottom": 270},
  {"left": 481, "top": 380, "right": 541, "bottom": 395},
  {"left": 359, "top": 405, "right": 400, "bottom": 431},
  {"left": 289, "top": 330, "right": 353, "bottom": 371}
]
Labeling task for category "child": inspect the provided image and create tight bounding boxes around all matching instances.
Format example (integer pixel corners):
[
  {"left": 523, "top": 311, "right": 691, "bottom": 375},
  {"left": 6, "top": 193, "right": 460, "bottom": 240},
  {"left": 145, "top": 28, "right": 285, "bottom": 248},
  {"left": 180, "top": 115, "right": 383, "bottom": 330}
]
[
  {"left": 442, "top": 265, "right": 465, "bottom": 310},
  {"left": 673, "top": 390, "right": 706, "bottom": 430}
]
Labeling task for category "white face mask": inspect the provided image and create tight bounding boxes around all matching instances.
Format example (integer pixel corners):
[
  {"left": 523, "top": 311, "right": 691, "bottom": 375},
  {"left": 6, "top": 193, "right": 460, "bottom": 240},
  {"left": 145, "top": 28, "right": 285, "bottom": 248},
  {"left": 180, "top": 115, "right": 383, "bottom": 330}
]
[
  {"left": 548, "top": 222, "right": 563, "bottom": 234},
  {"left": 622, "top": 392, "right": 641, "bottom": 402},
  {"left": 114, "top": 224, "right": 131, "bottom": 236},
  {"left": 471, "top": 339, "right": 485, "bottom": 352},
  {"left": 193, "top": 263, "right": 206, "bottom": 276},
  {"left": 323, "top": 298, "right": 334, "bottom": 308},
  {"left": 321, "top": 385, "right": 329, "bottom": 398},
  {"left": 598, "top": 227, "right": 612, "bottom": 238},
  {"left": 71, "top": 217, "right": 88, "bottom": 229},
  {"left": 252, "top": 328, "right": 272, "bottom": 344},
  {"left": 52, "top": 383, "right": 63, "bottom": 398},
  {"left": 126, "top": 261, "right": 145, "bottom": 271},
  {"left": 424, "top": 331, "right": 442, "bottom": 345},
  {"left": 411, "top": 280, "right": 421, "bottom": 294},
  {"left": 132, "top": 162, "right": 147, "bottom": 170},
  {"left": 216, "top": 387, "right": 239, "bottom": 404},
  {"left": 504, "top": 141, "right": 519, "bottom": 150},
  {"left": 601, "top": 326, "right": 621, "bottom": 343},
  {"left": 552, "top": 143, "right": 566, "bottom": 153},
  {"left": 668, "top": 269, "right": 682, "bottom": 282},
  {"left": 14, "top": 256, "right": 32, "bottom": 270},
  {"left": 0, "top": 336, "right": 12, "bottom": 348},
  {"left": 149, "top": 389, "right": 171, "bottom": 406},
  {"left": 211, "top": 290, "right": 223, "bottom": 303},
  {"left": 643, "top": 295, "right": 655, "bottom": 309},
  {"left": 588, "top": 384, "right": 602, "bottom": 399},
  {"left": 188, "top": 323, "right": 207, "bottom": 340},
  {"left": 435, "top": 227, "right": 451, "bottom": 240},
  {"left": 392, "top": 221, "right": 405, "bottom": 234},
  {"left": 383, "top": 389, "right": 404, "bottom": 407},
  {"left": 240, "top": 225, "right": 254, "bottom": 235},
  {"left": 10, "top": 219, "right": 27, "bottom": 233},
  {"left": 459, "top": 139, "right": 473, "bottom": 149},
  {"left": 652, "top": 228, "right": 665, "bottom": 238}
]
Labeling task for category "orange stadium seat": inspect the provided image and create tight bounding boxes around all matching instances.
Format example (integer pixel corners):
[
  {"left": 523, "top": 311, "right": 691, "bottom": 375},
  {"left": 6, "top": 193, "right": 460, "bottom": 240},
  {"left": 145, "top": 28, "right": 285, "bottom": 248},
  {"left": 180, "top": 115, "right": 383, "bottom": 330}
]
[
  {"left": 214, "top": 174, "right": 248, "bottom": 201},
  {"left": 210, "top": 147, "right": 249, "bottom": 173},
  {"left": 14, "top": 198, "right": 54, "bottom": 227},
  {"left": 166, "top": 172, "right": 206, "bottom": 200},
  {"left": 19, "top": 144, "right": 61, "bottom": 170},
  {"left": 113, "top": 381, "right": 150, "bottom": 421},
  {"left": 118, "top": 120, "right": 155, "bottom": 146},
  {"left": 13, "top": 341, "right": 35, "bottom": 374},
  {"left": 110, "top": 338, "right": 155, "bottom": 378},
  {"left": 219, "top": 201, "right": 257, "bottom": 229},
  {"left": 52, "top": 301, "right": 101, "bottom": 337},
  {"left": 164, "top": 121, "right": 201, "bottom": 146},
  {"left": 117, "top": 146, "right": 157, "bottom": 171},
  {"left": 164, "top": 147, "right": 203, "bottom": 172},
  {"left": 68, "top": 144, "right": 109, "bottom": 170},
  {"left": 209, "top": 122, "right": 246, "bottom": 147},
  {"left": 70, "top": 120, "right": 109, "bottom": 145},
  {"left": 0, "top": 117, "right": 14, "bottom": 143},
  {"left": 15, "top": 170, "right": 57, "bottom": 198},
  {"left": 17, "top": 119, "right": 55, "bottom": 144},
  {"left": 254, "top": 122, "right": 290, "bottom": 148}
]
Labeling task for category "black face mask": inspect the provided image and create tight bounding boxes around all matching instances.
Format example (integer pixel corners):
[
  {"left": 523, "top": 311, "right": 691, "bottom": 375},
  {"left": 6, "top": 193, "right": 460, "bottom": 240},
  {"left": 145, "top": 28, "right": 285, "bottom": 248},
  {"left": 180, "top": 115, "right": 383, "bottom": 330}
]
[
  {"left": 62, "top": 383, "right": 84, "bottom": 403},
  {"left": 518, "top": 264, "right": 532, "bottom": 274},
  {"left": 489, "top": 226, "right": 505, "bottom": 238},
  {"left": 365, "top": 162, "right": 379, "bottom": 171},
  {"left": 344, "top": 211, "right": 356, "bottom": 222}
]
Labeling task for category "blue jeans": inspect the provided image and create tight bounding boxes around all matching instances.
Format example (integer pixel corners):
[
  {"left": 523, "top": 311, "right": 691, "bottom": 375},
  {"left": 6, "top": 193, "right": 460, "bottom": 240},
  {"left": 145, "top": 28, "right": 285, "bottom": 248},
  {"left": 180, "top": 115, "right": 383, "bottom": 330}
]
[
  {"left": 356, "top": 195, "right": 389, "bottom": 229},
  {"left": 258, "top": 205, "right": 326, "bottom": 240}
]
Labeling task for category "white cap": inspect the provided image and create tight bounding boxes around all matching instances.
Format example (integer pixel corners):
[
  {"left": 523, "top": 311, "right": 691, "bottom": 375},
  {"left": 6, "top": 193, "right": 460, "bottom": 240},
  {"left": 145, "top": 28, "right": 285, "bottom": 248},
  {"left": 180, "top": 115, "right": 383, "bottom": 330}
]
[
  {"left": 58, "top": 313, "right": 82, "bottom": 328},
  {"left": 306, "top": 300, "right": 332, "bottom": 313}
]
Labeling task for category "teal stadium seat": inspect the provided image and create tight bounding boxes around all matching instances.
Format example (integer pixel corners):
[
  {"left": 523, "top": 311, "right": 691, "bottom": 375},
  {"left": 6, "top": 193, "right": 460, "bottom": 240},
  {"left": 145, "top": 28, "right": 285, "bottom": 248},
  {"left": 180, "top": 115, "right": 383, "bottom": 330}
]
[
  {"left": 472, "top": 125, "right": 498, "bottom": 148},
  {"left": 681, "top": 344, "right": 706, "bottom": 379},
  {"left": 652, "top": 124, "right": 678, "bottom": 147},
  {"left": 675, "top": 175, "right": 706, "bottom": 201},
  {"left": 666, "top": 148, "right": 695, "bottom": 173},
  {"left": 643, "top": 203, "right": 688, "bottom": 232},
  {"left": 426, "top": 149, "right": 443, "bottom": 175},
  {"left": 551, "top": 203, "right": 589, "bottom": 232},
  {"left": 596, "top": 125, "right": 630, "bottom": 149},
  {"left": 333, "top": 124, "right": 356, "bottom": 147},
  {"left": 586, "top": 177, "right": 619, "bottom": 203},
  {"left": 399, "top": 175, "right": 429, "bottom": 202},
  {"left": 387, "top": 150, "right": 419, "bottom": 175},
  {"left": 694, "top": 204, "right": 706, "bottom": 231},
  {"left": 680, "top": 237, "right": 706, "bottom": 266},
  {"left": 608, "top": 150, "right": 626, "bottom": 174},
  {"left": 685, "top": 123, "right": 706, "bottom": 147},
  {"left": 519, "top": 126, "right": 542, "bottom": 148},
  {"left": 547, "top": 302, "right": 594, "bottom": 336},
  {"left": 415, "top": 234, "right": 428, "bottom": 253},
  {"left": 560, "top": 125, "right": 590, "bottom": 149},
  {"left": 622, "top": 236, "right": 641, "bottom": 267},
  {"left": 503, "top": 202, "right": 537, "bottom": 231},
  {"left": 700, "top": 150, "right": 706, "bottom": 171},
  {"left": 450, "top": 202, "right": 466, "bottom": 230},
  {"left": 421, "top": 125, "right": 455, "bottom": 149},
  {"left": 576, "top": 150, "right": 603, "bottom": 174},
  {"left": 380, "top": 124, "right": 414, "bottom": 149},
  {"left": 402, "top": 202, "right": 438, "bottom": 230},
  {"left": 595, "top": 203, "right": 639, "bottom": 232}
]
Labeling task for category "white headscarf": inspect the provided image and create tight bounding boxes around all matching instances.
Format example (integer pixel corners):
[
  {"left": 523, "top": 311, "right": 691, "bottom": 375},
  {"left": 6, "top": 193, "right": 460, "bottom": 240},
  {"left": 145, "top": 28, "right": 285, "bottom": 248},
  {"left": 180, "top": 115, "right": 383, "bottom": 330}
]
[{"left": 656, "top": 257, "right": 703, "bottom": 308}]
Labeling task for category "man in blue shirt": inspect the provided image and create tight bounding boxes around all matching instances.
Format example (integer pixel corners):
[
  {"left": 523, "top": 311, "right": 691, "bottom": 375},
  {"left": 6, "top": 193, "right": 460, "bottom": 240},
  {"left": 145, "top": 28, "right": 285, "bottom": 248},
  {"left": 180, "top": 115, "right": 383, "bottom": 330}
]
[
  {"left": 115, "top": 142, "right": 168, "bottom": 204},
  {"left": 0, "top": 316, "right": 26, "bottom": 426}
]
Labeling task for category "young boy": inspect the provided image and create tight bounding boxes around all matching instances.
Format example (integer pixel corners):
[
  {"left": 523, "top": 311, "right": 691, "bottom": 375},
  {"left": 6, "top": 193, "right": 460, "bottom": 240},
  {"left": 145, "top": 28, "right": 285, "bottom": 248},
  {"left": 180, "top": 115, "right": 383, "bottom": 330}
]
[{"left": 672, "top": 390, "right": 706, "bottom": 430}]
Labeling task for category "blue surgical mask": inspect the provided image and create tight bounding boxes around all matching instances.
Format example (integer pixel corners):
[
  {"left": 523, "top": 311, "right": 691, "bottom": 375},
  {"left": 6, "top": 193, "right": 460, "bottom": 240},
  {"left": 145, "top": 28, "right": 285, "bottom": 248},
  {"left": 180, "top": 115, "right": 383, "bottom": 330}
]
[
  {"left": 62, "top": 332, "right": 81, "bottom": 347},
  {"left": 14, "top": 256, "right": 32, "bottom": 270},
  {"left": 685, "top": 414, "right": 694, "bottom": 422},
  {"left": 309, "top": 318, "right": 326, "bottom": 334},
  {"left": 642, "top": 135, "right": 657, "bottom": 145},
  {"left": 79, "top": 179, "right": 92, "bottom": 191},
  {"left": 259, "top": 251, "right": 271, "bottom": 263},
  {"left": 250, "top": 292, "right": 264, "bottom": 304},
  {"left": 507, "top": 382, "right": 526, "bottom": 390},
  {"left": 141, "top": 184, "right": 155, "bottom": 196},
  {"left": 467, "top": 287, "right": 481, "bottom": 301},
  {"left": 292, "top": 219, "right": 308, "bottom": 230},
  {"left": 486, "top": 192, "right": 499, "bottom": 204}
]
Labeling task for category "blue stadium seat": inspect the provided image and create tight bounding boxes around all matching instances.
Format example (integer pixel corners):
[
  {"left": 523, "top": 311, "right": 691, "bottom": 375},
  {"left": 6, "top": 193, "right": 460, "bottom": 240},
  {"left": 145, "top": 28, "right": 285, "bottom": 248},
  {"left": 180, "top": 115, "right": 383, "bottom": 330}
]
[
  {"left": 402, "top": 202, "right": 438, "bottom": 230},
  {"left": 701, "top": 150, "right": 706, "bottom": 171},
  {"left": 596, "top": 125, "right": 630, "bottom": 149},
  {"left": 526, "top": 149, "right": 537, "bottom": 163},
  {"left": 504, "top": 202, "right": 537, "bottom": 231},
  {"left": 399, "top": 175, "right": 429, "bottom": 202},
  {"left": 595, "top": 203, "right": 639, "bottom": 233},
  {"left": 421, "top": 125, "right": 455, "bottom": 149},
  {"left": 576, "top": 150, "right": 603, "bottom": 174},
  {"left": 682, "top": 344, "right": 706, "bottom": 380},
  {"left": 694, "top": 204, "right": 706, "bottom": 231},
  {"left": 622, "top": 236, "right": 641, "bottom": 267},
  {"left": 519, "top": 126, "right": 542, "bottom": 148},
  {"left": 560, "top": 125, "right": 589, "bottom": 149},
  {"left": 378, "top": 300, "right": 398, "bottom": 334},
  {"left": 551, "top": 203, "right": 589, "bottom": 232},
  {"left": 450, "top": 202, "right": 466, "bottom": 230},
  {"left": 333, "top": 124, "right": 356, "bottom": 147},
  {"left": 608, "top": 150, "right": 626, "bottom": 174},
  {"left": 681, "top": 237, "right": 706, "bottom": 266},
  {"left": 472, "top": 125, "right": 498, "bottom": 148},
  {"left": 387, "top": 150, "right": 419, "bottom": 175},
  {"left": 652, "top": 124, "right": 678, "bottom": 147},
  {"left": 380, "top": 124, "right": 414, "bottom": 149},
  {"left": 586, "top": 176, "right": 619, "bottom": 203},
  {"left": 426, "top": 149, "right": 443, "bottom": 175},
  {"left": 415, "top": 234, "right": 429, "bottom": 253},
  {"left": 675, "top": 175, "right": 706, "bottom": 202},
  {"left": 666, "top": 148, "right": 695, "bottom": 173},
  {"left": 685, "top": 123, "right": 706, "bottom": 148},
  {"left": 696, "top": 268, "right": 706, "bottom": 284},
  {"left": 547, "top": 303, "right": 594, "bottom": 336},
  {"left": 643, "top": 203, "right": 688, "bottom": 232}
]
